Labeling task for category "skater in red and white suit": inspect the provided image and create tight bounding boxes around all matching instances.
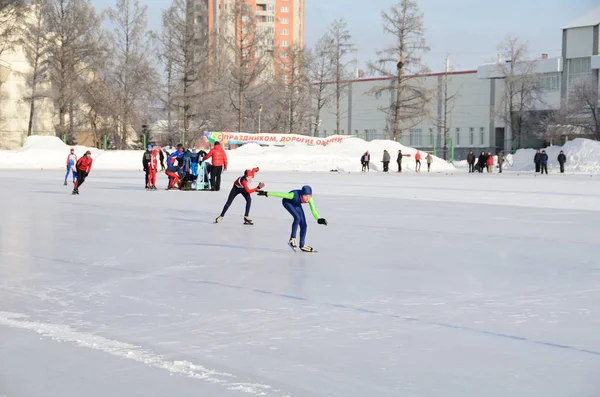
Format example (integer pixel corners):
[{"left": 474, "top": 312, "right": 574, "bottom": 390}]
[
  {"left": 214, "top": 167, "right": 264, "bottom": 224},
  {"left": 147, "top": 148, "right": 159, "bottom": 189}
]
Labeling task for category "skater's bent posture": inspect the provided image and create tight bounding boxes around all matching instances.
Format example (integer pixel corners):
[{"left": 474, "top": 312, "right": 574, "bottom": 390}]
[
  {"left": 258, "top": 185, "right": 327, "bottom": 252},
  {"left": 215, "top": 167, "right": 264, "bottom": 224},
  {"left": 72, "top": 151, "right": 93, "bottom": 195}
]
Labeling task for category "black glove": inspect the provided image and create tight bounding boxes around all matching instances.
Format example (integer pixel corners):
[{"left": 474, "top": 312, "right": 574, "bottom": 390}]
[
  {"left": 317, "top": 218, "right": 327, "bottom": 225},
  {"left": 257, "top": 191, "right": 268, "bottom": 196}
]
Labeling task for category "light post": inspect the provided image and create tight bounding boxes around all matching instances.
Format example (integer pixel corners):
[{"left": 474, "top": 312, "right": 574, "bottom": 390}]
[{"left": 258, "top": 104, "right": 263, "bottom": 133}]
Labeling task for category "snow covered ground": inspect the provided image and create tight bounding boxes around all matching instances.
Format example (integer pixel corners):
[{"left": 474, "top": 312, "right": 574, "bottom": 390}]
[{"left": 1, "top": 170, "right": 600, "bottom": 397}]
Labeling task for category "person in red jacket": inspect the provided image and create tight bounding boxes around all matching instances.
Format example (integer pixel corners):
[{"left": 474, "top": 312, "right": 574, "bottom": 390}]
[
  {"left": 415, "top": 151, "right": 422, "bottom": 172},
  {"left": 72, "top": 150, "right": 93, "bottom": 195},
  {"left": 147, "top": 148, "right": 160, "bottom": 189},
  {"left": 203, "top": 141, "right": 228, "bottom": 191},
  {"left": 486, "top": 152, "right": 494, "bottom": 173},
  {"left": 215, "top": 167, "right": 264, "bottom": 224}
]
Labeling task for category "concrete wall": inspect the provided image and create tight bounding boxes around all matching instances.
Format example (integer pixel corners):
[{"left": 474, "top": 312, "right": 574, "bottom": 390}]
[{"left": 566, "top": 27, "right": 594, "bottom": 58}]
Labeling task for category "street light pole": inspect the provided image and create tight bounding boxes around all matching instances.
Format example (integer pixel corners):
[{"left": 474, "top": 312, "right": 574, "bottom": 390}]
[{"left": 258, "top": 104, "right": 263, "bottom": 133}]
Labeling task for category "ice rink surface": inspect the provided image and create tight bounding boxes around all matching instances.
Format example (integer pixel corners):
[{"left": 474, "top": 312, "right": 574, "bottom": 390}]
[{"left": 1, "top": 169, "right": 599, "bottom": 397}]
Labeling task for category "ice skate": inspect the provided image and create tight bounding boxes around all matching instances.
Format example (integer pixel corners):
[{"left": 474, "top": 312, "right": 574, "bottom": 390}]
[
  {"left": 215, "top": 216, "right": 224, "bottom": 223},
  {"left": 288, "top": 237, "right": 297, "bottom": 251},
  {"left": 243, "top": 216, "right": 253, "bottom": 225},
  {"left": 63, "top": 181, "right": 67, "bottom": 186}
]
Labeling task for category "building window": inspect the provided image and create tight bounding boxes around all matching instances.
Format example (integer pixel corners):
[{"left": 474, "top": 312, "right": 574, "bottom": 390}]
[
  {"left": 568, "top": 57, "right": 591, "bottom": 80},
  {"left": 455, "top": 128, "right": 460, "bottom": 146},
  {"left": 410, "top": 128, "right": 422, "bottom": 146},
  {"left": 281, "top": 6, "right": 289, "bottom": 12},
  {"left": 281, "top": 29, "right": 289, "bottom": 36},
  {"left": 266, "top": 4, "right": 274, "bottom": 11},
  {"left": 480, "top": 127, "right": 485, "bottom": 145},
  {"left": 469, "top": 127, "right": 474, "bottom": 145},
  {"left": 537, "top": 73, "right": 560, "bottom": 91},
  {"left": 281, "top": 40, "right": 289, "bottom": 47},
  {"left": 280, "top": 18, "right": 289, "bottom": 24}
]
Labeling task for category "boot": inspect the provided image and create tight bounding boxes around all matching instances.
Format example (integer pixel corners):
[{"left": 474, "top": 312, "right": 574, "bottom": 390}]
[
  {"left": 288, "top": 237, "right": 297, "bottom": 248},
  {"left": 64, "top": 181, "right": 67, "bottom": 186},
  {"left": 215, "top": 216, "right": 224, "bottom": 223},
  {"left": 300, "top": 245, "right": 314, "bottom": 252},
  {"left": 243, "top": 216, "right": 253, "bottom": 225}
]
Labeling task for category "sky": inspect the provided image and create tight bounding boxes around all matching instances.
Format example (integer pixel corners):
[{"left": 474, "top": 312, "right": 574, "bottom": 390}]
[{"left": 92, "top": 0, "right": 598, "bottom": 73}]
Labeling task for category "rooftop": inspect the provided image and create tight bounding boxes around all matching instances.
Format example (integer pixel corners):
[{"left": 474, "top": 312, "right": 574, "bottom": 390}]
[{"left": 563, "top": 5, "right": 600, "bottom": 29}]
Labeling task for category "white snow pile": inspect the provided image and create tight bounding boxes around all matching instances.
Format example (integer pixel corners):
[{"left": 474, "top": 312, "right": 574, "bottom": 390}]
[
  {"left": 454, "top": 138, "right": 600, "bottom": 174},
  {"left": 505, "top": 139, "right": 600, "bottom": 174},
  {"left": 0, "top": 135, "right": 456, "bottom": 173}
]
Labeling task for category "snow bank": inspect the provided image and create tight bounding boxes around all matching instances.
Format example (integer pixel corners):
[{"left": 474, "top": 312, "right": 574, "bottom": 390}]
[
  {"left": 0, "top": 136, "right": 456, "bottom": 172},
  {"left": 506, "top": 139, "right": 600, "bottom": 174}
]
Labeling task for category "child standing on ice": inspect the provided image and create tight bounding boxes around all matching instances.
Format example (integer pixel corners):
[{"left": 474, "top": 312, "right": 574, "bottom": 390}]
[
  {"left": 215, "top": 167, "right": 264, "bottom": 225},
  {"left": 258, "top": 185, "right": 327, "bottom": 252},
  {"left": 64, "top": 148, "right": 77, "bottom": 185}
]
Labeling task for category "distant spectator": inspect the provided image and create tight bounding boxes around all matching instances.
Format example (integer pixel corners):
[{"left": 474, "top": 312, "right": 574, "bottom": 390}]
[
  {"left": 477, "top": 151, "right": 486, "bottom": 173},
  {"left": 534, "top": 150, "right": 541, "bottom": 173},
  {"left": 497, "top": 151, "right": 504, "bottom": 173},
  {"left": 466, "top": 150, "right": 475, "bottom": 173},
  {"left": 486, "top": 152, "right": 494, "bottom": 173},
  {"left": 382, "top": 150, "right": 391, "bottom": 172},
  {"left": 558, "top": 150, "right": 567, "bottom": 173},
  {"left": 426, "top": 153, "right": 432, "bottom": 172},
  {"left": 415, "top": 151, "right": 422, "bottom": 172},
  {"left": 360, "top": 151, "right": 370, "bottom": 172},
  {"left": 540, "top": 150, "right": 549, "bottom": 174},
  {"left": 396, "top": 150, "right": 409, "bottom": 172}
]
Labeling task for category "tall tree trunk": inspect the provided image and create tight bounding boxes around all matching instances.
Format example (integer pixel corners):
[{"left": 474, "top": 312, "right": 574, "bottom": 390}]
[{"left": 27, "top": 85, "right": 37, "bottom": 137}]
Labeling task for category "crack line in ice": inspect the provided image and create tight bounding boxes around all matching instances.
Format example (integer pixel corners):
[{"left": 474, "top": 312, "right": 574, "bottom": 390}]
[
  {"left": 180, "top": 279, "right": 600, "bottom": 358},
  {"left": 0, "top": 311, "right": 284, "bottom": 396},
  {"left": 5, "top": 250, "right": 599, "bottom": 359}
]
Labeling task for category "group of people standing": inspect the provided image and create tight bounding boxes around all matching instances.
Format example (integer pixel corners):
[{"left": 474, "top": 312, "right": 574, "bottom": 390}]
[
  {"left": 361, "top": 150, "right": 433, "bottom": 173},
  {"left": 534, "top": 149, "right": 567, "bottom": 174},
  {"left": 142, "top": 142, "right": 228, "bottom": 191},
  {"left": 466, "top": 151, "right": 505, "bottom": 173}
]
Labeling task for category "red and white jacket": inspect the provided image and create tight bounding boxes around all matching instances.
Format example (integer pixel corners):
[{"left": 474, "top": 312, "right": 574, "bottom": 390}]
[{"left": 233, "top": 167, "right": 260, "bottom": 193}]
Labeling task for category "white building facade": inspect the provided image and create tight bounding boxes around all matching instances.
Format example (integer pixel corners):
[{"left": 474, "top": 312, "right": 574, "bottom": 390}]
[{"left": 315, "top": 6, "right": 600, "bottom": 160}]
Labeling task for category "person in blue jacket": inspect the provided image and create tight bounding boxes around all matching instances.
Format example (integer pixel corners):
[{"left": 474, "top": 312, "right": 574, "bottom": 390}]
[
  {"left": 258, "top": 185, "right": 327, "bottom": 252},
  {"left": 540, "top": 150, "right": 549, "bottom": 174}
]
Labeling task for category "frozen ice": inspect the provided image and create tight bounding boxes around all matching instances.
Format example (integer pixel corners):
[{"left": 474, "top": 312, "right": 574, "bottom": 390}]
[{"left": 1, "top": 169, "right": 599, "bottom": 397}]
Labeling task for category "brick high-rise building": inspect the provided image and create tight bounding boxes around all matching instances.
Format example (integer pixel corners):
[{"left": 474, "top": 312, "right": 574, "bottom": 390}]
[{"left": 202, "top": 0, "right": 305, "bottom": 81}]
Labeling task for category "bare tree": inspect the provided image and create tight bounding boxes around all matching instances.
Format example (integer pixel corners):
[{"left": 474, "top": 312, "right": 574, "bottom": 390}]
[
  {"left": 0, "top": 0, "right": 24, "bottom": 58},
  {"left": 328, "top": 18, "right": 355, "bottom": 135},
  {"left": 107, "top": 0, "right": 155, "bottom": 148},
  {"left": 307, "top": 32, "right": 335, "bottom": 137},
  {"left": 20, "top": 0, "right": 49, "bottom": 137},
  {"left": 431, "top": 57, "right": 459, "bottom": 159},
  {"left": 44, "top": 0, "right": 106, "bottom": 143},
  {"left": 156, "top": 0, "right": 209, "bottom": 146},
  {"left": 556, "top": 75, "right": 600, "bottom": 140},
  {"left": 223, "top": 0, "right": 271, "bottom": 133},
  {"left": 495, "top": 36, "right": 544, "bottom": 149},
  {"left": 368, "top": 0, "right": 431, "bottom": 141},
  {"left": 275, "top": 43, "right": 310, "bottom": 134}
]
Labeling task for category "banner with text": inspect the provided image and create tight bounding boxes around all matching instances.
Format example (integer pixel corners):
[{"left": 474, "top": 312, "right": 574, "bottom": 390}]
[{"left": 203, "top": 132, "right": 356, "bottom": 146}]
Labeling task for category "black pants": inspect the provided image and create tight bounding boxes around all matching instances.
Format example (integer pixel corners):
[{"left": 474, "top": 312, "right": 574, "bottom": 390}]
[
  {"left": 416, "top": 160, "right": 421, "bottom": 172},
  {"left": 560, "top": 163, "right": 565, "bottom": 173},
  {"left": 468, "top": 163, "right": 474, "bottom": 173},
  {"left": 397, "top": 161, "right": 402, "bottom": 172},
  {"left": 498, "top": 163, "right": 503, "bottom": 173},
  {"left": 211, "top": 166, "right": 223, "bottom": 191},
  {"left": 541, "top": 164, "right": 548, "bottom": 174},
  {"left": 144, "top": 169, "right": 150, "bottom": 186},
  {"left": 427, "top": 163, "right": 431, "bottom": 172},
  {"left": 221, "top": 186, "right": 251, "bottom": 217},
  {"left": 535, "top": 162, "right": 540, "bottom": 173},
  {"left": 383, "top": 161, "right": 389, "bottom": 172},
  {"left": 74, "top": 170, "right": 87, "bottom": 190}
]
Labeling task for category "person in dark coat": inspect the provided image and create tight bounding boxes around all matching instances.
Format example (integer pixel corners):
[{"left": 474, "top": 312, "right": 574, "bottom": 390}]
[
  {"left": 466, "top": 150, "right": 475, "bottom": 173},
  {"left": 540, "top": 150, "right": 549, "bottom": 174},
  {"left": 558, "top": 150, "right": 567, "bottom": 173},
  {"left": 534, "top": 150, "right": 541, "bottom": 173},
  {"left": 382, "top": 150, "right": 391, "bottom": 172},
  {"left": 477, "top": 151, "right": 487, "bottom": 173}
]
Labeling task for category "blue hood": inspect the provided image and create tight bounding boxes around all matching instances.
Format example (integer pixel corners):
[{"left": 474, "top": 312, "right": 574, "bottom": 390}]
[{"left": 301, "top": 185, "right": 312, "bottom": 196}]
